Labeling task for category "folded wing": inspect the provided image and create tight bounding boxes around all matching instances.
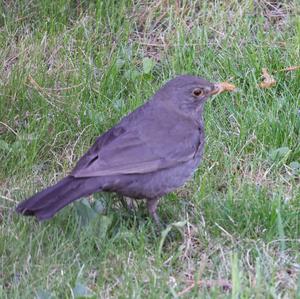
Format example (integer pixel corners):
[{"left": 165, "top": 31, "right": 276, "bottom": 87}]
[{"left": 71, "top": 124, "right": 199, "bottom": 178}]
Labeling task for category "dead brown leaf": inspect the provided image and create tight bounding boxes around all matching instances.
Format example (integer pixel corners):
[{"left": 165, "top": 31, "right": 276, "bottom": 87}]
[
  {"left": 259, "top": 68, "right": 276, "bottom": 88},
  {"left": 278, "top": 65, "right": 300, "bottom": 72}
]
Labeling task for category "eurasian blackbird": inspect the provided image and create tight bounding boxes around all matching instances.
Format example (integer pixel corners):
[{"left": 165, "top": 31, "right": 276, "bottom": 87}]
[{"left": 16, "top": 75, "right": 223, "bottom": 224}]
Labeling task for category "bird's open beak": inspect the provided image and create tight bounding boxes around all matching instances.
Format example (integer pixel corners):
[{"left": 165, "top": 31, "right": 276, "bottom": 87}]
[{"left": 210, "top": 82, "right": 236, "bottom": 95}]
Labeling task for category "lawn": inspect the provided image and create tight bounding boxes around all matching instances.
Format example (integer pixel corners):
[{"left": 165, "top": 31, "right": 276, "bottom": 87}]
[{"left": 0, "top": 0, "right": 299, "bottom": 298}]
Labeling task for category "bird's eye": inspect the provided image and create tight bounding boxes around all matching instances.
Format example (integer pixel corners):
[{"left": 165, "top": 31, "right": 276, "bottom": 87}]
[{"left": 192, "top": 88, "right": 204, "bottom": 97}]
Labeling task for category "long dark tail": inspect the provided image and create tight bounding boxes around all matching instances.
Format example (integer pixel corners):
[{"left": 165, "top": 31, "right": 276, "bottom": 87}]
[{"left": 16, "top": 176, "right": 101, "bottom": 220}]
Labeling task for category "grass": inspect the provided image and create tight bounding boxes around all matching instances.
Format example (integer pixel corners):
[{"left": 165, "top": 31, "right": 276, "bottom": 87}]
[{"left": 0, "top": 0, "right": 300, "bottom": 298}]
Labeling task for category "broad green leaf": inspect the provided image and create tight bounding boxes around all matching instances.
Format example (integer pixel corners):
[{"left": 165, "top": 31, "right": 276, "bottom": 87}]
[
  {"left": 75, "top": 198, "right": 98, "bottom": 226},
  {"left": 269, "top": 147, "right": 290, "bottom": 161},
  {"left": 142, "top": 57, "right": 155, "bottom": 74},
  {"left": 124, "top": 69, "right": 140, "bottom": 80},
  {"left": 96, "top": 215, "right": 113, "bottom": 239}
]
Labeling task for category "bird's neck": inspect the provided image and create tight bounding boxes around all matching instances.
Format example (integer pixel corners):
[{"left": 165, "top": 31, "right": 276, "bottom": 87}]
[{"left": 156, "top": 100, "right": 205, "bottom": 128}]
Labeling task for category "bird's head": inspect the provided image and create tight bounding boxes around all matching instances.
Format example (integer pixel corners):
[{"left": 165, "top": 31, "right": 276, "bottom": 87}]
[{"left": 155, "top": 75, "right": 229, "bottom": 117}]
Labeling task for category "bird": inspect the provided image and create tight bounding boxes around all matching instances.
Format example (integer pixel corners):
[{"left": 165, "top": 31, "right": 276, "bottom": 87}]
[{"left": 16, "top": 75, "right": 226, "bottom": 225}]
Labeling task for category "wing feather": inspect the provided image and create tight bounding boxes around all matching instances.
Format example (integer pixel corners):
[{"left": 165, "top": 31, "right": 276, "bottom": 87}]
[{"left": 71, "top": 105, "right": 201, "bottom": 178}]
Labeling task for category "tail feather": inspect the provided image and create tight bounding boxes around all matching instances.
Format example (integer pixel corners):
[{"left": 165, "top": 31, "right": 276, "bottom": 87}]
[{"left": 16, "top": 176, "right": 101, "bottom": 220}]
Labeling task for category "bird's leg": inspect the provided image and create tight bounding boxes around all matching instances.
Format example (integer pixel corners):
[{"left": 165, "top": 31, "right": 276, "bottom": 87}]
[{"left": 146, "top": 198, "right": 162, "bottom": 226}]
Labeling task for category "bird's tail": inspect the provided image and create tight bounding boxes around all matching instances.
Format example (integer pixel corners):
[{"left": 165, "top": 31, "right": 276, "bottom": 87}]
[{"left": 16, "top": 176, "right": 101, "bottom": 220}]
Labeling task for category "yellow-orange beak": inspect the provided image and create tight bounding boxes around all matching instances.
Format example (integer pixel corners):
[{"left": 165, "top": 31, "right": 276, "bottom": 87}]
[{"left": 210, "top": 84, "right": 221, "bottom": 95}]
